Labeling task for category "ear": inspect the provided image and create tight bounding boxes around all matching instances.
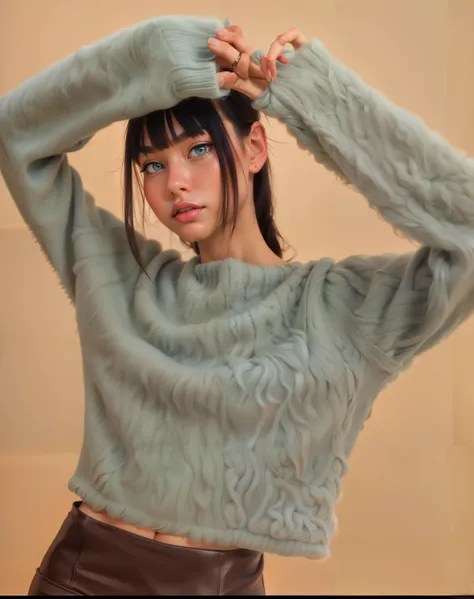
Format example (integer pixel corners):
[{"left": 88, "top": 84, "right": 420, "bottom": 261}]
[{"left": 247, "top": 122, "right": 268, "bottom": 174}]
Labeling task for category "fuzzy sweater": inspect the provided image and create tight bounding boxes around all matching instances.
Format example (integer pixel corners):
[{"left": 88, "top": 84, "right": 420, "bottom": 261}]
[{"left": 1, "top": 15, "right": 473, "bottom": 559}]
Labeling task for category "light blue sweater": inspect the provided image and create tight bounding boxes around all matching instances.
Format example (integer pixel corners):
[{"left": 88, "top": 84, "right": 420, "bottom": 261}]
[{"left": 1, "top": 15, "right": 473, "bottom": 559}]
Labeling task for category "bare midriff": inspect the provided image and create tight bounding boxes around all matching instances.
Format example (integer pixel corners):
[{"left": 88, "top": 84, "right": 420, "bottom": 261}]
[{"left": 78, "top": 502, "right": 239, "bottom": 550}]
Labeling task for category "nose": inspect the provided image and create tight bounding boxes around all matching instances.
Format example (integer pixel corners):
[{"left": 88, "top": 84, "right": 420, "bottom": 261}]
[{"left": 166, "top": 159, "right": 192, "bottom": 196}]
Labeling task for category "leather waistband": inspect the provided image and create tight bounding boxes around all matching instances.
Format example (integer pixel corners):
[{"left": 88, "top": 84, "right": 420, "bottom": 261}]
[{"left": 78, "top": 501, "right": 240, "bottom": 551}]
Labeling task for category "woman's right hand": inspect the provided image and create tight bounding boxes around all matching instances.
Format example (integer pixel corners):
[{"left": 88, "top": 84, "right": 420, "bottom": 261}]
[{"left": 208, "top": 24, "right": 307, "bottom": 101}]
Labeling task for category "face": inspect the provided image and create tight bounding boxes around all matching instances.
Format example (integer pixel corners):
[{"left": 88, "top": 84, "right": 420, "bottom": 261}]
[{"left": 137, "top": 112, "right": 267, "bottom": 246}]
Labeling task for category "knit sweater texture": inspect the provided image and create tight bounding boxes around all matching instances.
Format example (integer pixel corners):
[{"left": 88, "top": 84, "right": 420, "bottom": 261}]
[{"left": 1, "top": 15, "right": 473, "bottom": 559}]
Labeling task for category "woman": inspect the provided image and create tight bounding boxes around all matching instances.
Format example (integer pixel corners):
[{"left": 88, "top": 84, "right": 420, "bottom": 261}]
[{"left": 1, "top": 14, "right": 473, "bottom": 596}]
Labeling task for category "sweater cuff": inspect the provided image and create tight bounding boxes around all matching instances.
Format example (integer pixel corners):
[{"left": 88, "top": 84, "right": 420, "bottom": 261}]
[
  {"left": 160, "top": 17, "right": 232, "bottom": 101},
  {"left": 251, "top": 40, "right": 325, "bottom": 111},
  {"left": 172, "top": 61, "right": 231, "bottom": 100}
]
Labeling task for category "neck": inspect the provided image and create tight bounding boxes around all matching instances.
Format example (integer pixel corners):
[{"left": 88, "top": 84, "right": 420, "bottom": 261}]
[{"left": 197, "top": 215, "right": 284, "bottom": 267}]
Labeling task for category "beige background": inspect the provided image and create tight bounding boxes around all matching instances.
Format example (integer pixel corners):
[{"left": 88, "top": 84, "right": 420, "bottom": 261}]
[{"left": 1, "top": 0, "right": 473, "bottom": 594}]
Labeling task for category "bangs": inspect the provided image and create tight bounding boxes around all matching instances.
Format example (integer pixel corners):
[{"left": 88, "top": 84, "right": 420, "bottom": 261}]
[
  {"left": 128, "top": 98, "right": 223, "bottom": 163},
  {"left": 123, "top": 90, "right": 286, "bottom": 272}
]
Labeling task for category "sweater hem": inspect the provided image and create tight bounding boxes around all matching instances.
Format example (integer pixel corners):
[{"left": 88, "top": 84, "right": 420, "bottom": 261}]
[{"left": 67, "top": 475, "right": 331, "bottom": 560}]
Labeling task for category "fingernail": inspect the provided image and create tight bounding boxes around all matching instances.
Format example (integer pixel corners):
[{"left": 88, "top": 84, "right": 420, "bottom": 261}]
[
  {"left": 216, "top": 28, "right": 227, "bottom": 36},
  {"left": 217, "top": 74, "right": 224, "bottom": 86},
  {"left": 208, "top": 38, "right": 219, "bottom": 47}
]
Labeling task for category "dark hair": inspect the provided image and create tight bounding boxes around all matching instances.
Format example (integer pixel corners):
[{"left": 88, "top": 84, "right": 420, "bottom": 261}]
[{"left": 123, "top": 89, "right": 292, "bottom": 277}]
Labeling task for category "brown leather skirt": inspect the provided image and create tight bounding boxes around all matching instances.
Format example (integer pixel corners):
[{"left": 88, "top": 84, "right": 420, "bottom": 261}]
[{"left": 28, "top": 500, "right": 266, "bottom": 595}]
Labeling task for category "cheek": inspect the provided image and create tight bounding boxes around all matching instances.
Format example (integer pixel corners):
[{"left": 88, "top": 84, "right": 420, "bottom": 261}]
[
  {"left": 142, "top": 157, "right": 224, "bottom": 222},
  {"left": 143, "top": 179, "right": 167, "bottom": 221},
  {"left": 204, "top": 159, "right": 222, "bottom": 194}
]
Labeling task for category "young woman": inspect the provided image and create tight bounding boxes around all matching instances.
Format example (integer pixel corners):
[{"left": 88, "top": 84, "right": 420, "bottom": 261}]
[{"left": 1, "top": 14, "right": 473, "bottom": 596}]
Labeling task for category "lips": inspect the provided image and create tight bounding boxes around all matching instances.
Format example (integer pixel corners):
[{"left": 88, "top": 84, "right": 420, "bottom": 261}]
[
  {"left": 172, "top": 202, "right": 203, "bottom": 217},
  {"left": 174, "top": 207, "right": 204, "bottom": 223}
]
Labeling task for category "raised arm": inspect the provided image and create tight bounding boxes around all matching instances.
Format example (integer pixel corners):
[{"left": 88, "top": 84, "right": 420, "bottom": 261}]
[
  {"left": 0, "top": 15, "right": 228, "bottom": 301},
  {"left": 251, "top": 37, "right": 474, "bottom": 370}
]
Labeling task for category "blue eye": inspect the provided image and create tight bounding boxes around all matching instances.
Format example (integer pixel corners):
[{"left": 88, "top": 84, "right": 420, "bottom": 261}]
[
  {"left": 191, "top": 143, "right": 212, "bottom": 157},
  {"left": 141, "top": 162, "right": 162, "bottom": 175},
  {"left": 140, "top": 143, "right": 213, "bottom": 175}
]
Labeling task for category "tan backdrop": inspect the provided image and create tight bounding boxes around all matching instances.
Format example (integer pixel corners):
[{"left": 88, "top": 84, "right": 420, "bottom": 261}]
[{"left": 1, "top": 0, "right": 473, "bottom": 594}]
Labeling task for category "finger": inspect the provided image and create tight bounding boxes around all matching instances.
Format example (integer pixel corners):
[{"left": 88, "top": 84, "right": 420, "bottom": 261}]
[
  {"left": 217, "top": 70, "right": 239, "bottom": 90},
  {"left": 277, "top": 26, "right": 307, "bottom": 50},
  {"left": 214, "top": 55, "right": 263, "bottom": 80},
  {"left": 221, "top": 22, "right": 290, "bottom": 63},
  {"left": 215, "top": 28, "right": 263, "bottom": 77},
  {"left": 266, "top": 27, "right": 307, "bottom": 79},
  {"left": 260, "top": 55, "right": 280, "bottom": 82},
  {"left": 215, "top": 27, "right": 254, "bottom": 56},
  {"left": 222, "top": 24, "right": 243, "bottom": 37},
  {"left": 261, "top": 48, "right": 285, "bottom": 81},
  {"left": 215, "top": 28, "right": 266, "bottom": 78},
  {"left": 259, "top": 56, "right": 269, "bottom": 81},
  {"left": 209, "top": 36, "right": 265, "bottom": 80},
  {"left": 217, "top": 69, "right": 268, "bottom": 102},
  {"left": 208, "top": 37, "right": 252, "bottom": 79}
]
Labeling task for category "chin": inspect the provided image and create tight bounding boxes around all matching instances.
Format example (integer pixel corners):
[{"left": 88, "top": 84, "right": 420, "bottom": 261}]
[
  {"left": 171, "top": 212, "right": 220, "bottom": 242},
  {"left": 174, "top": 224, "right": 217, "bottom": 245}
]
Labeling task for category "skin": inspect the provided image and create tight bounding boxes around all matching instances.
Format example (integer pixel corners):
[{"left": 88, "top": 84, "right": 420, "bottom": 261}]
[
  {"left": 211, "top": 25, "right": 307, "bottom": 99},
  {"left": 137, "top": 25, "right": 308, "bottom": 267},
  {"left": 138, "top": 110, "right": 284, "bottom": 266}
]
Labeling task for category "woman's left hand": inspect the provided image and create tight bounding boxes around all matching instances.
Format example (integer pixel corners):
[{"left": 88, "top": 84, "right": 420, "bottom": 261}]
[{"left": 207, "top": 25, "right": 307, "bottom": 101}]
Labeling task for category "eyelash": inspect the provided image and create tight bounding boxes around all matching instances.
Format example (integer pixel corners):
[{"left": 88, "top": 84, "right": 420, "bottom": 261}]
[{"left": 139, "top": 143, "right": 214, "bottom": 175}]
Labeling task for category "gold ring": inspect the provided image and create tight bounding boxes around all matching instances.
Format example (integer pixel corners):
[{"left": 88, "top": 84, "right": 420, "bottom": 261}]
[{"left": 231, "top": 52, "right": 243, "bottom": 71}]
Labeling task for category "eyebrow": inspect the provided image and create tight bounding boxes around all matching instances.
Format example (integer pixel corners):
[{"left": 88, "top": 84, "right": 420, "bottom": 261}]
[{"left": 140, "top": 131, "right": 202, "bottom": 157}]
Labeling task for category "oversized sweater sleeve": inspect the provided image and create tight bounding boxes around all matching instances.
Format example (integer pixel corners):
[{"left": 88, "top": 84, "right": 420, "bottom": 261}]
[
  {"left": 0, "top": 15, "right": 228, "bottom": 301},
  {"left": 252, "top": 41, "right": 474, "bottom": 370}
]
